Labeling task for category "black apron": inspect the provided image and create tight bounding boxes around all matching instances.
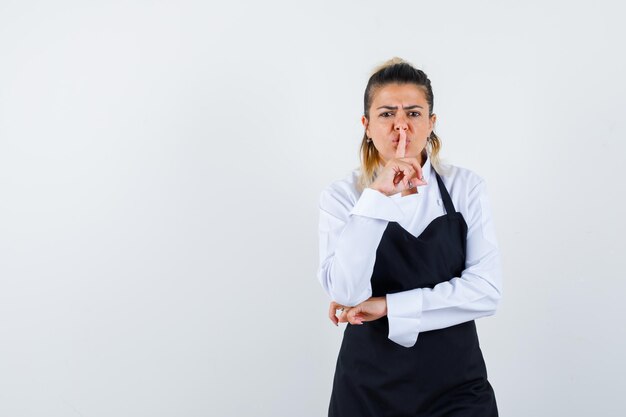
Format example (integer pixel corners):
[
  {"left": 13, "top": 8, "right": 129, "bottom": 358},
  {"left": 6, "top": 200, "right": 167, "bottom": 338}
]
[{"left": 328, "top": 169, "right": 498, "bottom": 417}]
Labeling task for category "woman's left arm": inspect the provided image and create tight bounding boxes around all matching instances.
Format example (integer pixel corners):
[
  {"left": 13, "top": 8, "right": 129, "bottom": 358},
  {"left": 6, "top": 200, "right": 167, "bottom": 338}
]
[{"left": 384, "top": 178, "right": 503, "bottom": 348}]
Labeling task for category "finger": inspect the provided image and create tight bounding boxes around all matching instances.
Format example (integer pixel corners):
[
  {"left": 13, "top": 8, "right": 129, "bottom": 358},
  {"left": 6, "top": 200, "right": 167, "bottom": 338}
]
[
  {"left": 406, "top": 159, "right": 427, "bottom": 184},
  {"left": 395, "top": 129, "right": 407, "bottom": 159},
  {"left": 347, "top": 307, "right": 364, "bottom": 325},
  {"left": 404, "top": 175, "right": 413, "bottom": 190},
  {"left": 396, "top": 162, "right": 416, "bottom": 189},
  {"left": 338, "top": 308, "right": 351, "bottom": 323},
  {"left": 393, "top": 160, "right": 414, "bottom": 187},
  {"left": 328, "top": 302, "right": 339, "bottom": 326},
  {"left": 393, "top": 170, "right": 404, "bottom": 187},
  {"left": 400, "top": 164, "right": 415, "bottom": 189},
  {"left": 330, "top": 301, "right": 346, "bottom": 325}
]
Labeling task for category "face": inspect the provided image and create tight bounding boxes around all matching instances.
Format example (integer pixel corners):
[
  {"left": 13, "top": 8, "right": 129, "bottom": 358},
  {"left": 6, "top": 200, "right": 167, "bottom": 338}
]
[{"left": 361, "top": 83, "right": 437, "bottom": 166}]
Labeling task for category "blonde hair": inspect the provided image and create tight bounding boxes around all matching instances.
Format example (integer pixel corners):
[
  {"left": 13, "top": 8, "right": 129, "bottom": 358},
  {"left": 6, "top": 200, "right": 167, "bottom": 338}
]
[{"left": 356, "top": 57, "right": 446, "bottom": 193}]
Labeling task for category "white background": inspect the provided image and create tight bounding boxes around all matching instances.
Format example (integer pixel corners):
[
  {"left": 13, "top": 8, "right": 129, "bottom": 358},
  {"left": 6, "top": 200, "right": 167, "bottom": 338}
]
[{"left": 1, "top": 1, "right": 624, "bottom": 416}]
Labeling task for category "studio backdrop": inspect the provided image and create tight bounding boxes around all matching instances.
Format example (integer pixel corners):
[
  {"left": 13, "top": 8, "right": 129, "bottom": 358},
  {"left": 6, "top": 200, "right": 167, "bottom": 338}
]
[{"left": 0, "top": 1, "right": 624, "bottom": 416}]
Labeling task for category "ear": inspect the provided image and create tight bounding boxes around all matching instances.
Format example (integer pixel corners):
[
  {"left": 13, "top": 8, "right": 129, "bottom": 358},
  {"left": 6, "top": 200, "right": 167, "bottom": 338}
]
[
  {"left": 361, "top": 115, "right": 369, "bottom": 135},
  {"left": 429, "top": 113, "right": 437, "bottom": 132}
]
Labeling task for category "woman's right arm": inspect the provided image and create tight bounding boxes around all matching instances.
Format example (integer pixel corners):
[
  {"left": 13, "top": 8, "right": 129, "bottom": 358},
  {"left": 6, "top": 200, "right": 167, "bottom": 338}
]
[{"left": 317, "top": 186, "right": 405, "bottom": 307}]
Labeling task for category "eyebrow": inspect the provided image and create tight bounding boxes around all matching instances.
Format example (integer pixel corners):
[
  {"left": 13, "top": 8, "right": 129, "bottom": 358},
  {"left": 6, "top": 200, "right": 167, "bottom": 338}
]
[{"left": 376, "top": 105, "right": 424, "bottom": 110}]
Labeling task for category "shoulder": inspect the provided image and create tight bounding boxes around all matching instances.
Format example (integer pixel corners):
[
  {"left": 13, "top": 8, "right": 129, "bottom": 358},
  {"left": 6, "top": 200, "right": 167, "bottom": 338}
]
[
  {"left": 435, "top": 161, "right": 488, "bottom": 216},
  {"left": 318, "top": 166, "right": 362, "bottom": 217},
  {"left": 436, "top": 160, "right": 485, "bottom": 194}
]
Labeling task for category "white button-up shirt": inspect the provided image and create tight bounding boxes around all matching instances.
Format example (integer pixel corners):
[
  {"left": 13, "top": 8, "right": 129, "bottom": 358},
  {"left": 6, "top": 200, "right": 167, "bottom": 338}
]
[{"left": 317, "top": 154, "right": 503, "bottom": 348}]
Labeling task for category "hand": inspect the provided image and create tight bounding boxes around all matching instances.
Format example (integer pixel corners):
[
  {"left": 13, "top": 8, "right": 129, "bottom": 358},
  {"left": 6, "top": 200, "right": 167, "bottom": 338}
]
[
  {"left": 369, "top": 130, "right": 428, "bottom": 196},
  {"left": 328, "top": 301, "right": 353, "bottom": 326},
  {"left": 328, "top": 297, "right": 388, "bottom": 326}
]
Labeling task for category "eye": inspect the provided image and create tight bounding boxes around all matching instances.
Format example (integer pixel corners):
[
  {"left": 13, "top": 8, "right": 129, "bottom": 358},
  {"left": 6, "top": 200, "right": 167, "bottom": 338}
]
[
  {"left": 409, "top": 112, "right": 421, "bottom": 117},
  {"left": 379, "top": 112, "right": 393, "bottom": 118}
]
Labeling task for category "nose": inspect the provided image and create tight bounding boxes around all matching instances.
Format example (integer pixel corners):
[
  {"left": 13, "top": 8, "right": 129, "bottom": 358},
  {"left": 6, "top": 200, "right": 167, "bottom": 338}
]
[
  {"left": 394, "top": 123, "right": 408, "bottom": 132},
  {"left": 394, "top": 115, "right": 408, "bottom": 132}
]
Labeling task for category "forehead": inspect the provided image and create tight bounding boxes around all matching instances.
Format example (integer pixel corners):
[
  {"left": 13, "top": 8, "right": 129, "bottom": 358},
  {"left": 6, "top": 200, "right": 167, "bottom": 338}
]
[{"left": 371, "top": 83, "right": 427, "bottom": 105}]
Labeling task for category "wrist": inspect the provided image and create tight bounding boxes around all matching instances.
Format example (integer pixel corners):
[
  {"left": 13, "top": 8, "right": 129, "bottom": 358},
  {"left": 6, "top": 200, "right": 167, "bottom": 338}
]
[{"left": 381, "top": 295, "right": 388, "bottom": 316}]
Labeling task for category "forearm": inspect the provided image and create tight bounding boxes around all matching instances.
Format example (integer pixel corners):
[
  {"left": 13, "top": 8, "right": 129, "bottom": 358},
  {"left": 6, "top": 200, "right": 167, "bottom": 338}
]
[
  {"left": 386, "top": 254, "right": 502, "bottom": 347},
  {"left": 318, "top": 187, "right": 405, "bottom": 306},
  {"left": 319, "top": 214, "right": 388, "bottom": 306}
]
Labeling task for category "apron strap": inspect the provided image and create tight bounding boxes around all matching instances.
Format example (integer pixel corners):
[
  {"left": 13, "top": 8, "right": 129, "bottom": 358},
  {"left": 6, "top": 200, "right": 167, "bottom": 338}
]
[{"left": 434, "top": 170, "right": 456, "bottom": 215}]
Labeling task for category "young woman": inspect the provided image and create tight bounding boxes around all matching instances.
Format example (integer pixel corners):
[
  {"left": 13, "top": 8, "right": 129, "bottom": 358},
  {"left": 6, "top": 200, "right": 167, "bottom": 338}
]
[{"left": 317, "top": 58, "right": 503, "bottom": 416}]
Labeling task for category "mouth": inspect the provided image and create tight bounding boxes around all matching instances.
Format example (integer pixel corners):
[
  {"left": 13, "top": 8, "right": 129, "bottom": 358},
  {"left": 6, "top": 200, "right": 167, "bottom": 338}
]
[{"left": 392, "top": 139, "right": 411, "bottom": 146}]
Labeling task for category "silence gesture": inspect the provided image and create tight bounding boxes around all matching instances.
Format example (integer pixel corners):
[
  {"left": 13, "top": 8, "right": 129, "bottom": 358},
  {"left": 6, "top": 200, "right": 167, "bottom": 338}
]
[{"left": 369, "top": 129, "right": 427, "bottom": 196}]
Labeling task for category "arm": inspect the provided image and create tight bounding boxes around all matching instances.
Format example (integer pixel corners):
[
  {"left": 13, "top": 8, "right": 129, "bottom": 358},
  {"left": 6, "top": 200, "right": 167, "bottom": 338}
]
[
  {"left": 386, "top": 179, "right": 503, "bottom": 348},
  {"left": 317, "top": 186, "right": 405, "bottom": 307}
]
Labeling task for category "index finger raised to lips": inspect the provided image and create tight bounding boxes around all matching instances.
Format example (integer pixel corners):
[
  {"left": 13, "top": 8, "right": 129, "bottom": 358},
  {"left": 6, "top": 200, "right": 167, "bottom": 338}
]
[{"left": 395, "top": 130, "right": 406, "bottom": 159}]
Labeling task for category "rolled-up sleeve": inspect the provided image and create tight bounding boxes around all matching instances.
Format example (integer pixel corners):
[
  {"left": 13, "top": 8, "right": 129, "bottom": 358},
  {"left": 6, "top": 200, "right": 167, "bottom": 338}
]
[
  {"left": 317, "top": 187, "right": 404, "bottom": 307},
  {"left": 386, "top": 179, "right": 503, "bottom": 348}
]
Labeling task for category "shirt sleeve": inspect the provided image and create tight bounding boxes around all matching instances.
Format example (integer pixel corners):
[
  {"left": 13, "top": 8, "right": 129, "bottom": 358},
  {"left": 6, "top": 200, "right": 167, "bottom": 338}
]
[
  {"left": 385, "top": 179, "right": 503, "bottom": 348},
  {"left": 317, "top": 187, "right": 405, "bottom": 307}
]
